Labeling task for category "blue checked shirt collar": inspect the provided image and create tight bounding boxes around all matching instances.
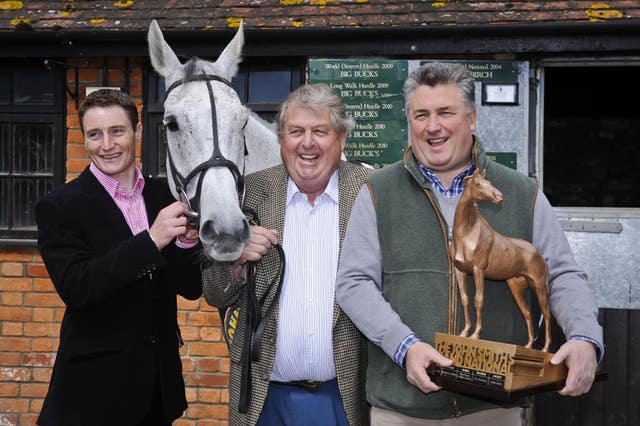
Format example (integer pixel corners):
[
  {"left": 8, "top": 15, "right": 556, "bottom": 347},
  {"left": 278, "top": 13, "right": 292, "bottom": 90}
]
[{"left": 417, "top": 161, "right": 476, "bottom": 198}]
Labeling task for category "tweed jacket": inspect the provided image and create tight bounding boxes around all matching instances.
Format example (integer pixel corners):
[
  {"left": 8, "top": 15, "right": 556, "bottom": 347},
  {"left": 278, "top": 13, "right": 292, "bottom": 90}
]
[
  {"left": 35, "top": 167, "right": 202, "bottom": 426},
  {"left": 202, "top": 161, "right": 370, "bottom": 425}
]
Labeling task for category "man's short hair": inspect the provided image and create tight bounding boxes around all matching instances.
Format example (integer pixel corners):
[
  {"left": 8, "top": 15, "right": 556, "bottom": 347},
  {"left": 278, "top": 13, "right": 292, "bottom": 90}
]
[{"left": 78, "top": 89, "right": 139, "bottom": 134}]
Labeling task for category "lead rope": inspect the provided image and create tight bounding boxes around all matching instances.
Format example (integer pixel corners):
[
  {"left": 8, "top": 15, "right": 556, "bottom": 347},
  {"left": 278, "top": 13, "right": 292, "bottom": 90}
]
[{"left": 238, "top": 207, "right": 286, "bottom": 413}]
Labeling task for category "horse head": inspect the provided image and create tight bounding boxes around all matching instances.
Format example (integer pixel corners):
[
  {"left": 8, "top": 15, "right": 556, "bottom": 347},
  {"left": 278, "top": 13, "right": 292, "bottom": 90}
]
[
  {"left": 148, "top": 19, "right": 251, "bottom": 261},
  {"left": 465, "top": 168, "right": 504, "bottom": 205}
]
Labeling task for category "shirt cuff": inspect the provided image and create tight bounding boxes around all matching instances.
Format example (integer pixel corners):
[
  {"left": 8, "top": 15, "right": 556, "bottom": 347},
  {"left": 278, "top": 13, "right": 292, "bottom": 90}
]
[
  {"left": 570, "top": 335, "right": 604, "bottom": 362},
  {"left": 175, "top": 238, "right": 198, "bottom": 249},
  {"left": 395, "top": 334, "right": 421, "bottom": 368}
]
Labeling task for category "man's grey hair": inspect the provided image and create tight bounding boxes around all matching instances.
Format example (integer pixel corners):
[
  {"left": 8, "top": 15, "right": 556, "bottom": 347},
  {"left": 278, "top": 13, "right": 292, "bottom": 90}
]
[
  {"left": 403, "top": 62, "right": 476, "bottom": 114},
  {"left": 276, "top": 83, "right": 355, "bottom": 138}
]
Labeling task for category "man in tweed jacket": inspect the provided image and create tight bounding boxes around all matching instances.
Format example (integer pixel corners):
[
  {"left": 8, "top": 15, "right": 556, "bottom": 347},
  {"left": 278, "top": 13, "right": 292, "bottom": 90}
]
[{"left": 202, "top": 84, "right": 370, "bottom": 425}]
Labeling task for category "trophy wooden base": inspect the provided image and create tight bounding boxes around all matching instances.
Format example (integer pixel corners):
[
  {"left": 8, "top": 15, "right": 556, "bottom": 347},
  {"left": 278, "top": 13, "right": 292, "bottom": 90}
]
[{"left": 428, "top": 333, "right": 605, "bottom": 401}]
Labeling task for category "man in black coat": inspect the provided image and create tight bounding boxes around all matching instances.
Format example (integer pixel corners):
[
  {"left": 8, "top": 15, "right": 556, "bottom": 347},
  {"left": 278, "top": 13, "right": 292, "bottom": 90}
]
[{"left": 35, "top": 89, "right": 202, "bottom": 426}]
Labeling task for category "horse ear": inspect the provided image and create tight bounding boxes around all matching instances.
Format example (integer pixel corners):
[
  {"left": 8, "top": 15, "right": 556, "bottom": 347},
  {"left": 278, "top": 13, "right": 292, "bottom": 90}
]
[
  {"left": 472, "top": 168, "right": 480, "bottom": 177},
  {"left": 148, "top": 19, "right": 183, "bottom": 79},
  {"left": 214, "top": 21, "right": 244, "bottom": 81},
  {"left": 481, "top": 168, "right": 487, "bottom": 178}
]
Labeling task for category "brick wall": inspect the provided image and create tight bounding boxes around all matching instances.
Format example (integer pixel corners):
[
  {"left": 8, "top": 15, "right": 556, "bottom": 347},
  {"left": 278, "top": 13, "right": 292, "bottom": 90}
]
[{"left": 0, "top": 57, "right": 230, "bottom": 425}]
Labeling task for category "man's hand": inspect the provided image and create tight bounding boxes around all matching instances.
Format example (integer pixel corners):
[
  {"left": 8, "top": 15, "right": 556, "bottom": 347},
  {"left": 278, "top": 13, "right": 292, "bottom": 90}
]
[
  {"left": 551, "top": 339, "right": 598, "bottom": 396},
  {"left": 405, "top": 341, "right": 453, "bottom": 394},
  {"left": 149, "top": 201, "right": 192, "bottom": 249},
  {"left": 230, "top": 226, "right": 278, "bottom": 281}
]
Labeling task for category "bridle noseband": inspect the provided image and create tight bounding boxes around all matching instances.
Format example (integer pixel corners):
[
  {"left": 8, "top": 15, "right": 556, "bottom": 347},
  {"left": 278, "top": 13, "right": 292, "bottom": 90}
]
[{"left": 161, "top": 73, "right": 246, "bottom": 230}]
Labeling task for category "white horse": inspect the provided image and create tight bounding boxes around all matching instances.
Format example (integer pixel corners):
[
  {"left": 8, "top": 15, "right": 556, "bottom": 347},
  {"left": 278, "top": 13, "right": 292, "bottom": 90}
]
[{"left": 148, "top": 20, "right": 281, "bottom": 261}]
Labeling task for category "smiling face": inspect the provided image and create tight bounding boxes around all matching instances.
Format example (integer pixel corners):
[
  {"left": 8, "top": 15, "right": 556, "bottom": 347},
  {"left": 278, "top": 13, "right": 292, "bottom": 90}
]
[
  {"left": 83, "top": 105, "right": 141, "bottom": 189},
  {"left": 407, "top": 83, "right": 477, "bottom": 187},
  {"left": 280, "top": 106, "right": 346, "bottom": 204}
]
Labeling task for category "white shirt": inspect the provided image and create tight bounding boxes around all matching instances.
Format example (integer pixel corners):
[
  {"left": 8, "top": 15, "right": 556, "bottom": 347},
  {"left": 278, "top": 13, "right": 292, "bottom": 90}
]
[{"left": 270, "top": 171, "right": 340, "bottom": 382}]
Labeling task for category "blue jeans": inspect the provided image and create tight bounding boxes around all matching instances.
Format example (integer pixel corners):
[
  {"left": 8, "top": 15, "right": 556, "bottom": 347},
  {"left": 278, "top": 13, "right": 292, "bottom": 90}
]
[{"left": 256, "top": 379, "right": 349, "bottom": 426}]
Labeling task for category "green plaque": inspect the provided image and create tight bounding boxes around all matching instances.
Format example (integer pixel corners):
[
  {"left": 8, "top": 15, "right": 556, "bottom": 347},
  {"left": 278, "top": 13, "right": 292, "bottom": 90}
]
[
  {"left": 486, "top": 152, "right": 517, "bottom": 170},
  {"left": 420, "top": 60, "right": 519, "bottom": 83},
  {"left": 309, "top": 59, "right": 409, "bottom": 167}
]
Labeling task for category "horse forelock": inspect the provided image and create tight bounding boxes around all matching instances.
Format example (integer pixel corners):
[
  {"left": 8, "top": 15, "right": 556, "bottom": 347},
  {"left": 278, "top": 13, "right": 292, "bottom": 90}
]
[{"left": 183, "top": 58, "right": 209, "bottom": 83}]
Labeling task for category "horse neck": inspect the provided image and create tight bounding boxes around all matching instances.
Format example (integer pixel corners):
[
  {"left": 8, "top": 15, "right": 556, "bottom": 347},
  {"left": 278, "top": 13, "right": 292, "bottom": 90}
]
[
  {"left": 452, "top": 190, "right": 480, "bottom": 233},
  {"left": 243, "top": 114, "right": 282, "bottom": 174}
]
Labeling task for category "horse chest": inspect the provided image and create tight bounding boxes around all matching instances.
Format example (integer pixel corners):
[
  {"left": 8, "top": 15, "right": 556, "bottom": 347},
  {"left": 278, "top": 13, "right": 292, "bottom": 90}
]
[{"left": 451, "top": 225, "right": 492, "bottom": 269}]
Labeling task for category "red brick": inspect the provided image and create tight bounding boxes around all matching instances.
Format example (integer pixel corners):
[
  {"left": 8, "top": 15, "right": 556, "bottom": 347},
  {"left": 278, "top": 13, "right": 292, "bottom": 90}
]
[
  {"left": 0, "top": 352, "right": 21, "bottom": 366},
  {"left": 26, "top": 264, "right": 49, "bottom": 278},
  {"left": 200, "top": 327, "right": 222, "bottom": 342},
  {"left": 198, "top": 358, "right": 221, "bottom": 372},
  {"left": 31, "top": 338, "right": 57, "bottom": 352},
  {"left": 18, "top": 412, "right": 38, "bottom": 426},
  {"left": 188, "top": 342, "right": 228, "bottom": 357},
  {"left": 0, "top": 383, "right": 19, "bottom": 397},
  {"left": 24, "top": 323, "right": 60, "bottom": 338},
  {"left": 66, "top": 158, "right": 91, "bottom": 174},
  {"left": 20, "top": 383, "right": 48, "bottom": 398},
  {"left": 30, "top": 398, "right": 44, "bottom": 413},
  {"left": 219, "top": 358, "right": 230, "bottom": 374},
  {"left": 186, "top": 403, "right": 228, "bottom": 419},
  {"left": 181, "top": 357, "right": 197, "bottom": 372},
  {"left": 185, "top": 387, "right": 197, "bottom": 403},
  {"left": 24, "top": 294, "right": 64, "bottom": 308},
  {"left": 1, "top": 292, "right": 24, "bottom": 306},
  {"left": 0, "top": 308, "right": 32, "bottom": 322},
  {"left": 0, "top": 367, "right": 31, "bottom": 382},
  {"left": 0, "top": 278, "right": 31, "bottom": 292},
  {"left": 32, "top": 278, "right": 55, "bottom": 292},
  {"left": 0, "top": 413, "right": 18, "bottom": 425},
  {"left": 0, "top": 337, "right": 31, "bottom": 352},
  {"left": 66, "top": 113, "right": 80, "bottom": 129},
  {"left": 187, "top": 373, "right": 229, "bottom": 388},
  {"left": 188, "top": 312, "right": 218, "bottom": 327},
  {"left": 198, "top": 388, "right": 221, "bottom": 403},
  {"left": 22, "top": 354, "right": 56, "bottom": 367},
  {"left": 2, "top": 322, "right": 24, "bottom": 336},
  {"left": 32, "top": 367, "right": 53, "bottom": 383},
  {"left": 0, "top": 248, "right": 33, "bottom": 262},
  {"left": 32, "top": 309, "right": 55, "bottom": 323},
  {"left": 200, "top": 303, "right": 216, "bottom": 312},
  {"left": 180, "top": 326, "right": 199, "bottom": 342},
  {"left": 78, "top": 68, "right": 98, "bottom": 82},
  {"left": 0, "top": 263, "right": 24, "bottom": 277},
  {"left": 66, "top": 129, "right": 84, "bottom": 144},
  {"left": 173, "top": 419, "right": 196, "bottom": 426},
  {"left": 177, "top": 297, "right": 200, "bottom": 311}
]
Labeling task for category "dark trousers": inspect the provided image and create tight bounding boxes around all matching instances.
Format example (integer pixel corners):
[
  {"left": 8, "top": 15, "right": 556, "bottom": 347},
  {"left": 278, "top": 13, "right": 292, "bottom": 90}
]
[
  {"left": 137, "top": 370, "right": 171, "bottom": 426},
  {"left": 257, "top": 379, "right": 349, "bottom": 426}
]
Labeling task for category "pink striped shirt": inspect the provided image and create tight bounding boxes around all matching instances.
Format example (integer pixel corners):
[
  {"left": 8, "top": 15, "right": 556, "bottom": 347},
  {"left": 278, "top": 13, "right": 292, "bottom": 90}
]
[
  {"left": 89, "top": 164, "right": 198, "bottom": 249},
  {"left": 90, "top": 163, "right": 149, "bottom": 235}
]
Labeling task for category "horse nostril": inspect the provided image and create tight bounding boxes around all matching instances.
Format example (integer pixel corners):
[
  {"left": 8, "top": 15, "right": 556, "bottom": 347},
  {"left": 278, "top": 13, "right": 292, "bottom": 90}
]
[
  {"left": 200, "top": 220, "right": 218, "bottom": 242},
  {"left": 237, "top": 218, "right": 250, "bottom": 242}
]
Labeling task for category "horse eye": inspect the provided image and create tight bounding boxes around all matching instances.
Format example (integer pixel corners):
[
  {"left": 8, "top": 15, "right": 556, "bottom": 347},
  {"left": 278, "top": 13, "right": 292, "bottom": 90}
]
[{"left": 163, "top": 118, "right": 179, "bottom": 132}]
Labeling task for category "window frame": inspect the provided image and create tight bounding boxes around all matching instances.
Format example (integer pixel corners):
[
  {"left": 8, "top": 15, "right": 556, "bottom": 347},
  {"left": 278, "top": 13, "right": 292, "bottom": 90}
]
[
  {"left": 0, "top": 60, "right": 66, "bottom": 242},
  {"left": 535, "top": 58, "right": 640, "bottom": 219}
]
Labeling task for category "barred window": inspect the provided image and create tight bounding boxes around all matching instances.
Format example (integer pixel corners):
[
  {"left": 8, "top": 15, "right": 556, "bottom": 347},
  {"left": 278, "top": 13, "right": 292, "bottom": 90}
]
[{"left": 0, "top": 61, "right": 65, "bottom": 241}]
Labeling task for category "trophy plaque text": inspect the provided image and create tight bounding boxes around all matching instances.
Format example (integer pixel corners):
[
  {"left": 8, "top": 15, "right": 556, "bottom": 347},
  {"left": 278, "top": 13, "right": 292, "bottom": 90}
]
[{"left": 428, "top": 333, "right": 568, "bottom": 401}]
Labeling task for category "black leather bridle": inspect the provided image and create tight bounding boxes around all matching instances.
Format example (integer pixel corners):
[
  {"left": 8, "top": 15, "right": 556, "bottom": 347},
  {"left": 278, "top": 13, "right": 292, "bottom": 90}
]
[{"left": 161, "top": 73, "right": 245, "bottom": 230}]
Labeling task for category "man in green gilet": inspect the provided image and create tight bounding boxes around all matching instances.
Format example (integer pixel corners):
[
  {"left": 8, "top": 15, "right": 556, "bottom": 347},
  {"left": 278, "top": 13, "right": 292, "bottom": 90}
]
[{"left": 335, "top": 62, "right": 603, "bottom": 425}]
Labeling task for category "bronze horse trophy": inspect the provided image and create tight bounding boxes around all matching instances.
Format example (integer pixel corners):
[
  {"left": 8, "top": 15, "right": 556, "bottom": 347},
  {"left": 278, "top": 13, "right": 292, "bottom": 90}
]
[{"left": 448, "top": 168, "right": 552, "bottom": 352}]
